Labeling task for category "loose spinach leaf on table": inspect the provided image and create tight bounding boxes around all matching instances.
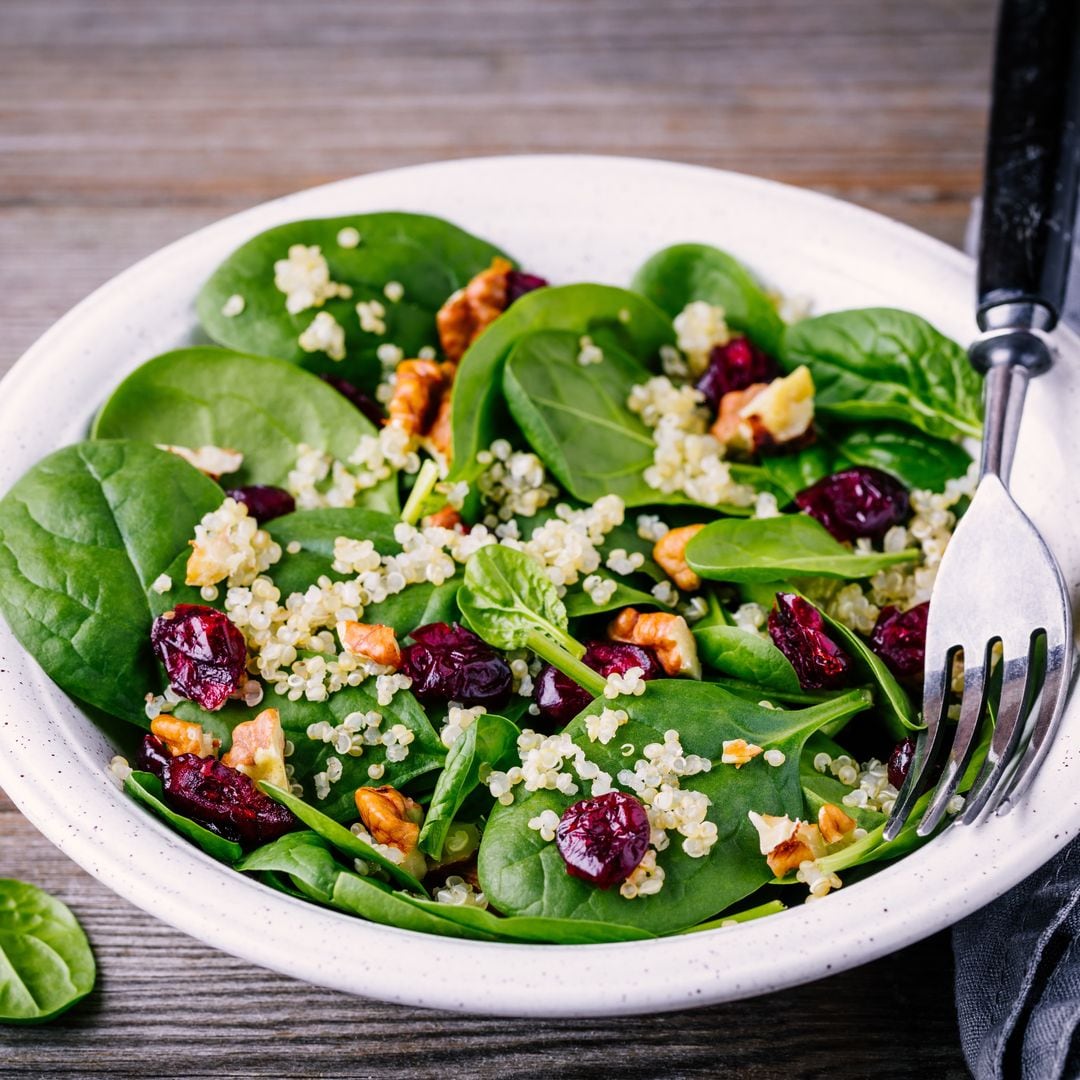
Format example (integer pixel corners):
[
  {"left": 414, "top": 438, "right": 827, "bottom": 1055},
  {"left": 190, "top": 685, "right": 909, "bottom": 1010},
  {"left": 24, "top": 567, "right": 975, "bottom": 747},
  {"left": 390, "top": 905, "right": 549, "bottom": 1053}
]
[
  {"left": 630, "top": 243, "right": 786, "bottom": 355},
  {"left": 196, "top": 212, "right": 511, "bottom": 389},
  {"left": 0, "top": 879, "right": 96, "bottom": 1024},
  {"left": 124, "top": 770, "right": 244, "bottom": 863},
  {"left": 418, "top": 713, "right": 520, "bottom": 860},
  {"left": 685, "top": 515, "right": 919, "bottom": 582},
  {"left": 0, "top": 441, "right": 223, "bottom": 726},
  {"left": 447, "top": 284, "right": 674, "bottom": 486},
  {"left": 693, "top": 624, "right": 801, "bottom": 694},
  {"left": 781, "top": 308, "right": 983, "bottom": 442},
  {"left": 93, "top": 348, "right": 398, "bottom": 515},
  {"left": 477, "top": 681, "right": 871, "bottom": 933}
]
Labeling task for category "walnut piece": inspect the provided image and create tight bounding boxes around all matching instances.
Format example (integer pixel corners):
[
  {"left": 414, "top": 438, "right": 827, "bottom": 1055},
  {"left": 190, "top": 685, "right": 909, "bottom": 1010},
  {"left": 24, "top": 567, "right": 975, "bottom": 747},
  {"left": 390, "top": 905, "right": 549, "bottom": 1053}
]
[
  {"left": 435, "top": 257, "right": 513, "bottom": 362},
  {"left": 336, "top": 621, "right": 402, "bottom": 669},
  {"left": 653, "top": 523, "right": 705, "bottom": 591},
  {"left": 387, "top": 358, "right": 446, "bottom": 436},
  {"left": 721, "top": 738, "right": 763, "bottom": 768},
  {"left": 424, "top": 505, "right": 463, "bottom": 530},
  {"left": 355, "top": 785, "right": 426, "bottom": 879},
  {"left": 222, "top": 706, "right": 289, "bottom": 789},
  {"left": 607, "top": 607, "right": 701, "bottom": 679},
  {"left": 150, "top": 716, "right": 219, "bottom": 758},
  {"left": 817, "top": 802, "right": 857, "bottom": 845}
]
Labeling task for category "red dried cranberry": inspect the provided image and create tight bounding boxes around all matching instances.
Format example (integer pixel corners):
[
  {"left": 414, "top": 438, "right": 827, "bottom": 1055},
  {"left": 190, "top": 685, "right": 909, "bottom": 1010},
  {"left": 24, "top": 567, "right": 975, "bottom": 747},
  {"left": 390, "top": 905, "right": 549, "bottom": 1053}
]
[
  {"left": 556, "top": 791, "right": 651, "bottom": 889},
  {"left": 768, "top": 593, "right": 851, "bottom": 690},
  {"left": 695, "top": 336, "right": 779, "bottom": 411},
  {"left": 534, "top": 641, "right": 663, "bottom": 728},
  {"left": 888, "top": 737, "right": 917, "bottom": 789},
  {"left": 795, "top": 467, "right": 909, "bottom": 543},
  {"left": 506, "top": 270, "right": 549, "bottom": 305},
  {"left": 870, "top": 602, "right": 929, "bottom": 682},
  {"left": 319, "top": 374, "right": 386, "bottom": 428},
  {"left": 225, "top": 485, "right": 295, "bottom": 523},
  {"left": 150, "top": 604, "right": 248, "bottom": 712},
  {"left": 400, "top": 622, "right": 512, "bottom": 709},
  {"left": 161, "top": 754, "right": 297, "bottom": 847},
  {"left": 135, "top": 733, "right": 171, "bottom": 776}
]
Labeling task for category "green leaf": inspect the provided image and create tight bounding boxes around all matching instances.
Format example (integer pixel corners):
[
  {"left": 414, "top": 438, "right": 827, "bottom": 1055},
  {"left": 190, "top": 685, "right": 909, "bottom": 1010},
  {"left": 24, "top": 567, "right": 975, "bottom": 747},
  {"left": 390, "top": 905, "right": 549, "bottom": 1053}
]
[
  {"left": 235, "top": 831, "right": 341, "bottom": 903},
  {"left": 781, "top": 308, "right": 983, "bottom": 442},
  {"left": 258, "top": 782, "right": 428, "bottom": 895},
  {"left": 685, "top": 515, "right": 919, "bottom": 582},
  {"left": 630, "top": 243, "right": 786, "bottom": 355},
  {"left": 693, "top": 625, "right": 801, "bottom": 693},
  {"left": 418, "top": 713, "right": 520, "bottom": 859},
  {"left": 124, "top": 770, "right": 244, "bottom": 863},
  {"left": 477, "top": 681, "right": 871, "bottom": 933},
  {"left": 195, "top": 212, "right": 511, "bottom": 389},
  {"left": 0, "top": 441, "right": 224, "bottom": 725},
  {"left": 680, "top": 898, "right": 787, "bottom": 933},
  {"left": 564, "top": 578, "right": 666, "bottom": 618},
  {"left": 0, "top": 879, "right": 96, "bottom": 1024},
  {"left": 92, "top": 347, "right": 398, "bottom": 514},
  {"left": 826, "top": 424, "right": 972, "bottom": 494},
  {"left": 448, "top": 284, "right": 674, "bottom": 486}
]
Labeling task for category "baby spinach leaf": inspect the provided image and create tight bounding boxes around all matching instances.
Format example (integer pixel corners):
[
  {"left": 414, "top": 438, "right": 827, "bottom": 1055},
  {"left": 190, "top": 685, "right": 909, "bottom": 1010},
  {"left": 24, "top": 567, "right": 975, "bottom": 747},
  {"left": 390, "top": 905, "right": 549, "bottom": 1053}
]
[
  {"left": 418, "top": 713, "right": 520, "bottom": 860},
  {"left": 124, "top": 770, "right": 244, "bottom": 863},
  {"left": 680, "top": 898, "right": 787, "bottom": 933},
  {"left": 759, "top": 445, "right": 835, "bottom": 503},
  {"left": 826, "top": 424, "right": 972, "bottom": 494},
  {"left": 235, "top": 831, "right": 342, "bottom": 903},
  {"left": 564, "top": 578, "right": 665, "bottom": 619},
  {"left": 631, "top": 243, "right": 785, "bottom": 355},
  {"left": 448, "top": 284, "right": 674, "bottom": 485},
  {"left": 781, "top": 308, "right": 983, "bottom": 442},
  {"left": 694, "top": 625, "right": 801, "bottom": 694},
  {"left": 196, "top": 212, "right": 510, "bottom": 388},
  {"left": 258, "top": 782, "right": 428, "bottom": 895},
  {"left": 0, "top": 441, "right": 223, "bottom": 726},
  {"left": 0, "top": 879, "right": 96, "bottom": 1024},
  {"left": 93, "top": 348, "right": 398, "bottom": 514},
  {"left": 477, "top": 681, "right": 871, "bottom": 933},
  {"left": 685, "top": 515, "right": 919, "bottom": 582},
  {"left": 398, "top": 896, "right": 656, "bottom": 943}
]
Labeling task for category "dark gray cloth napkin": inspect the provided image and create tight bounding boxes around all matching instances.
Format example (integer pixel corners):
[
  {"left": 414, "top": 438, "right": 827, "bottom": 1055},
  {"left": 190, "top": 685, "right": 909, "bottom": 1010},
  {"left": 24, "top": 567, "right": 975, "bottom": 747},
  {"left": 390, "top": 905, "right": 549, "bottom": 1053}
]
[{"left": 952, "top": 217, "right": 1080, "bottom": 1080}]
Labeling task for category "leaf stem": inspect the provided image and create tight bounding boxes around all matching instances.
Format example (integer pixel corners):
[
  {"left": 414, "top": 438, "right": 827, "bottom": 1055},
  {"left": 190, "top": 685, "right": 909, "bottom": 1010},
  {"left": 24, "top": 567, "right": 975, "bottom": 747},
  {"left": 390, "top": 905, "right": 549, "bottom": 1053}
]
[
  {"left": 400, "top": 459, "right": 441, "bottom": 526},
  {"left": 525, "top": 628, "right": 606, "bottom": 697}
]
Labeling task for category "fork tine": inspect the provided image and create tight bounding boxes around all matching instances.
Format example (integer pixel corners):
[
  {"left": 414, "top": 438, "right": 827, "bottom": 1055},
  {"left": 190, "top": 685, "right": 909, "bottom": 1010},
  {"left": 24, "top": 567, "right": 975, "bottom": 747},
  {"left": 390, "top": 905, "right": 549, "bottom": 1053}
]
[
  {"left": 916, "top": 645, "right": 991, "bottom": 837},
  {"left": 883, "top": 659, "right": 951, "bottom": 842},
  {"left": 959, "top": 639, "right": 1035, "bottom": 824},
  {"left": 995, "top": 626, "right": 1072, "bottom": 814}
]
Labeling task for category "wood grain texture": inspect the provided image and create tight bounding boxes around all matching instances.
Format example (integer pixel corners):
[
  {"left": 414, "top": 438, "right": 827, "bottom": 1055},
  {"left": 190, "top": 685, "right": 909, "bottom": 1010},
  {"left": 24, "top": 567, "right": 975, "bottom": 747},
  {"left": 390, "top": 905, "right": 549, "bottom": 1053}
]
[{"left": 0, "top": 0, "right": 989, "bottom": 1073}]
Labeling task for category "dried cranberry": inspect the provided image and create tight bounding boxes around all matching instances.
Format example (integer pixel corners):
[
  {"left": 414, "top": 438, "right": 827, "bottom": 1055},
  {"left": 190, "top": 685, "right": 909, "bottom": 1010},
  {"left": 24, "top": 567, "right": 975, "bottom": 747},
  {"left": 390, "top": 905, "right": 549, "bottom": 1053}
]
[
  {"left": 870, "top": 602, "right": 929, "bottom": 682},
  {"left": 556, "top": 791, "right": 651, "bottom": 889},
  {"left": 795, "top": 467, "right": 909, "bottom": 543},
  {"left": 888, "top": 737, "right": 917, "bottom": 789},
  {"left": 695, "top": 336, "right": 779, "bottom": 411},
  {"left": 225, "top": 485, "right": 295, "bottom": 523},
  {"left": 506, "top": 270, "right": 549, "bottom": 305},
  {"left": 319, "top": 374, "right": 386, "bottom": 428},
  {"left": 150, "top": 604, "right": 248, "bottom": 712},
  {"left": 135, "top": 733, "right": 171, "bottom": 776},
  {"left": 400, "top": 623, "right": 512, "bottom": 709},
  {"left": 534, "top": 641, "right": 663, "bottom": 728},
  {"left": 768, "top": 593, "right": 851, "bottom": 690},
  {"left": 161, "top": 754, "right": 297, "bottom": 847}
]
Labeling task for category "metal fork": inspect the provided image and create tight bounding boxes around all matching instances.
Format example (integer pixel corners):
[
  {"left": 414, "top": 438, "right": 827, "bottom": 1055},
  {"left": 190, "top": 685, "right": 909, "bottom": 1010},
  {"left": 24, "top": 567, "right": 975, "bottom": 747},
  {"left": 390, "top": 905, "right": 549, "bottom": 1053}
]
[{"left": 884, "top": 0, "right": 1080, "bottom": 841}]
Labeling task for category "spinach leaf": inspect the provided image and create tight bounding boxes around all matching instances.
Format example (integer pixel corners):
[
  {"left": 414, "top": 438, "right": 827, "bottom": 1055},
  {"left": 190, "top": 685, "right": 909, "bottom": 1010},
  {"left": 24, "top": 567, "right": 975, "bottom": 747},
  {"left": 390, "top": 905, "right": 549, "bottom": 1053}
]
[
  {"left": 826, "top": 424, "right": 972, "bottom": 494},
  {"left": 398, "top": 897, "right": 655, "bottom": 943},
  {"left": 448, "top": 284, "right": 674, "bottom": 485},
  {"left": 235, "top": 831, "right": 342, "bottom": 903},
  {"left": 631, "top": 243, "right": 785, "bottom": 355},
  {"left": 418, "top": 713, "right": 520, "bottom": 859},
  {"left": 781, "top": 308, "right": 983, "bottom": 442},
  {"left": 196, "top": 212, "right": 510, "bottom": 388},
  {"left": 685, "top": 515, "right": 918, "bottom": 582},
  {"left": 0, "top": 441, "right": 223, "bottom": 725},
  {"left": 693, "top": 625, "right": 801, "bottom": 693},
  {"left": 258, "top": 782, "right": 428, "bottom": 895},
  {"left": 124, "top": 770, "right": 244, "bottom": 863},
  {"left": 564, "top": 578, "right": 665, "bottom": 619},
  {"left": 0, "top": 879, "right": 96, "bottom": 1024},
  {"left": 93, "top": 348, "right": 398, "bottom": 514},
  {"left": 681, "top": 898, "right": 787, "bottom": 933},
  {"left": 477, "top": 681, "right": 871, "bottom": 933},
  {"left": 759, "top": 445, "right": 835, "bottom": 503}
]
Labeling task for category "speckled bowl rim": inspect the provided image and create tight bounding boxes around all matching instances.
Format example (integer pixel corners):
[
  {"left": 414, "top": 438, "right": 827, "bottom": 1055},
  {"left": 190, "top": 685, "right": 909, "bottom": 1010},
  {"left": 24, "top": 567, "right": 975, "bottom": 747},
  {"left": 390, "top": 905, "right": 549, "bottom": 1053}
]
[{"left": 1, "top": 155, "right": 1079, "bottom": 1018}]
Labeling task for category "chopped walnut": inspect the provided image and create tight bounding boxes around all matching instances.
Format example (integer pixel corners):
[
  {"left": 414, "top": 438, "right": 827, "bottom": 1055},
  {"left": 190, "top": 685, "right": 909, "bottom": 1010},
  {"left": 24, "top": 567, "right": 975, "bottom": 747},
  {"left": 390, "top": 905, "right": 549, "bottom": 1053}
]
[
  {"left": 337, "top": 621, "right": 402, "bottom": 669},
  {"left": 435, "top": 257, "right": 513, "bottom": 361},
  {"left": 721, "top": 738, "right": 763, "bottom": 768},
  {"left": 709, "top": 383, "right": 768, "bottom": 447},
  {"left": 817, "top": 802, "right": 857, "bottom": 845},
  {"left": 222, "top": 706, "right": 289, "bottom": 789},
  {"left": 424, "top": 362, "right": 456, "bottom": 458},
  {"left": 653, "top": 524, "right": 705, "bottom": 591},
  {"left": 608, "top": 607, "right": 701, "bottom": 679},
  {"left": 355, "top": 785, "right": 426, "bottom": 878},
  {"left": 424, "top": 505, "right": 464, "bottom": 530},
  {"left": 156, "top": 444, "right": 244, "bottom": 480},
  {"left": 150, "top": 716, "right": 219, "bottom": 758},
  {"left": 712, "top": 366, "right": 816, "bottom": 453},
  {"left": 767, "top": 831, "right": 820, "bottom": 878},
  {"left": 387, "top": 359, "right": 446, "bottom": 436},
  {"left": 747, "top": 810, "right": 827, "bottom": 878}
]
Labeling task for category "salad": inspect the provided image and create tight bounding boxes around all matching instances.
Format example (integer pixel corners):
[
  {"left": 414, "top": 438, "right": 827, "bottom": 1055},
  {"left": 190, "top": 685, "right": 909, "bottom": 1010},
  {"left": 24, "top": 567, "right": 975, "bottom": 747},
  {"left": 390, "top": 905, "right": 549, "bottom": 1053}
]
[{"left": 0, "top": 212, "right": 986, "bottom": 943}]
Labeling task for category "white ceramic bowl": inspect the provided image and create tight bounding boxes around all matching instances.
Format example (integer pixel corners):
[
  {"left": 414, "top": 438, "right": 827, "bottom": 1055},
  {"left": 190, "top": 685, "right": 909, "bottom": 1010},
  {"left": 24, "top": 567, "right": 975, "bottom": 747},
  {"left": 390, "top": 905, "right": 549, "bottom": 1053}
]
[{"left": 2, "top": 156, "right": 1078, "bottom": 1017}]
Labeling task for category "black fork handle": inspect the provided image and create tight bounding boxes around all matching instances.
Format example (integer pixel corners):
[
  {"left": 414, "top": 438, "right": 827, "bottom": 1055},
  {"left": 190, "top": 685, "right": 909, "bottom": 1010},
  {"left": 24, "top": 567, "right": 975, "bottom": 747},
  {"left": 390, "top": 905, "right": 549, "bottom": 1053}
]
[{"left": 978, "top": 0, "right": 1080, "bottom": 332}]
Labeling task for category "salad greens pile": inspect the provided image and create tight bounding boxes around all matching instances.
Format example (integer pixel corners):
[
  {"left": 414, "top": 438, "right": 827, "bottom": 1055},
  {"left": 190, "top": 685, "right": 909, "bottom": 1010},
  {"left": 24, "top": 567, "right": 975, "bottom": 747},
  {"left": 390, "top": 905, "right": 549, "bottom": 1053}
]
[{"left": 0, "top": 211, "right": 986, "bottom": 947}]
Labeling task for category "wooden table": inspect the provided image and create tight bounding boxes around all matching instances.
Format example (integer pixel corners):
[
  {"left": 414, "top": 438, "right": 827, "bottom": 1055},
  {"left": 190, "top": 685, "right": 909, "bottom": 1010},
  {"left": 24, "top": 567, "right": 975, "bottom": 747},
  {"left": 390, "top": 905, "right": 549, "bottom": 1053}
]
[{"left": 0, "top": 1, "right": 992, "bottom": 1074}]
